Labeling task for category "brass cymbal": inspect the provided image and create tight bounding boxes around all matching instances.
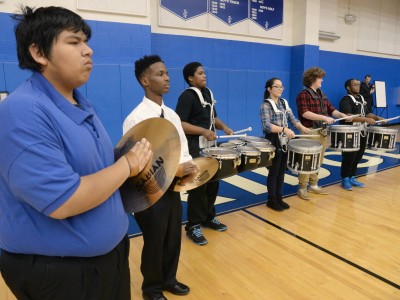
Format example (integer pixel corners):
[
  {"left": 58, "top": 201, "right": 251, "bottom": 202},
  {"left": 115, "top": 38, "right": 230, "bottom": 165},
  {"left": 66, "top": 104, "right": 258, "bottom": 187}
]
[
  {"left": 114, "top": 118, "right": 181, "bottom": 213},
  {"left": 171, "top": 157, "right": 219, "bottom": 192}
]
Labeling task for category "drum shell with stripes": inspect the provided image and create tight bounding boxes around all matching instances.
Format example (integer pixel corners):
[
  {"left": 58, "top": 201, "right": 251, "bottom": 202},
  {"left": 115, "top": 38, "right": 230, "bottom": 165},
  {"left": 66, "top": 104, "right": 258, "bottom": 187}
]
[
  {"left": 367, "top": 126, "right": 398, "bottom": 151},
  {"left": 200, "top": 147, "right": 241, "bottom": 181},
  {"left": 287, "top": 139, "right": 323, "bottom": 174}
]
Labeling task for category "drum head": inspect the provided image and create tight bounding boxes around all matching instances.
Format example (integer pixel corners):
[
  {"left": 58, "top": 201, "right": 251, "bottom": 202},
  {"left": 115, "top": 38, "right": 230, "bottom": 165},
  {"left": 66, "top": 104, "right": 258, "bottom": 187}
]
[
  {"left": 239, "top": 136, "right": 271, "bottom": 144},
  {"left": 201, "top": 147, "right": 239, "bottom": 159},
  {"left": 247, "top": 142, "right": 275, "bottom": 152},
  {"left": 237, "top": 146, "right": 261, "bottom": 156},
  {"left": 288, "top": 139, "right": 322, "bottom": 152},
  {"left": 219, "top": 142, "right": 236, "bottom": 149},
  {"left": 227, "top": 139, "right": 244, "bottom": 146}
]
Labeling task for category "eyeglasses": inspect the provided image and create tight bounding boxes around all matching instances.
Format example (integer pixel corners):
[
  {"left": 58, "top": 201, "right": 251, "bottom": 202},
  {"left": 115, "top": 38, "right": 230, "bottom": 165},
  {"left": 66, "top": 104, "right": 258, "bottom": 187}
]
[{"left": 272, "top": 85, "right": 284, "bottom": 89}]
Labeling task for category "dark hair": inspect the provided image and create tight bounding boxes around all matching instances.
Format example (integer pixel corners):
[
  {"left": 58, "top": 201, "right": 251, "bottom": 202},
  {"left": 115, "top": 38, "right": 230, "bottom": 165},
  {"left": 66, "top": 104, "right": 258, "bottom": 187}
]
[
  {"left": 302, "top": 67, "right": 325, "bottom": 87},
  {"left": 13, "top": 6, "right": 91, "bottom": 72},
  {"left": 134, "top": 55, "right": 163, "bottom": 84},
  {"left": 183, "top": 62, "right": 202, "bottom": 85},
  {"left": 264, "top": 77, "right": 280, "bottom": 99},
  {"left": 364, "top": 74, "right": 371, "bottom": 79},
  {"left": 344, "top": 78, "right": 358, "bottom": 91}
]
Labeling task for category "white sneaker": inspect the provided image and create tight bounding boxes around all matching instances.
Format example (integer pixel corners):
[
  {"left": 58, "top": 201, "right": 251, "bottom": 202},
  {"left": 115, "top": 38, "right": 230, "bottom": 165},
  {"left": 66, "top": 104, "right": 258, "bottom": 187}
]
[{"left": 308, "top": 185, "right": 328, "bottom": 195}]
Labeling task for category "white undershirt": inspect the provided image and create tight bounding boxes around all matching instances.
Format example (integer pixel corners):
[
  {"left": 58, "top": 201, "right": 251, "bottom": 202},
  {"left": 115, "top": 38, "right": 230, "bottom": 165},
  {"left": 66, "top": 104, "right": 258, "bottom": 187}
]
[{"left": 123, "top": 96, "right": 192, "bottom": 163}]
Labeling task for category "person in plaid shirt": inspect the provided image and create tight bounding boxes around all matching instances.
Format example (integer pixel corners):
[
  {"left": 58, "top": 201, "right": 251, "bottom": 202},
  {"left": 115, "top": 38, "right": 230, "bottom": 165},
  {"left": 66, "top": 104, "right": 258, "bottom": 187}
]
[
  {"left": 295, "top": 67, "right": 349, "bottom": 200},
  {"left": 261, "top": 78, "right": 309, "bottom": 211}
]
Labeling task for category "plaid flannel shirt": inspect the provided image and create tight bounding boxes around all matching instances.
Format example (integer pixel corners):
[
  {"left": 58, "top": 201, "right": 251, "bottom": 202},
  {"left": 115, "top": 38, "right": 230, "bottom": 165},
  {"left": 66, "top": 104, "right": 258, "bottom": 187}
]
[
  {"left": 260, "top": 98, "right": 300, "bottom": 134},
  {"left": 296, "top": 89, "right": 336, "bottom": 128}
]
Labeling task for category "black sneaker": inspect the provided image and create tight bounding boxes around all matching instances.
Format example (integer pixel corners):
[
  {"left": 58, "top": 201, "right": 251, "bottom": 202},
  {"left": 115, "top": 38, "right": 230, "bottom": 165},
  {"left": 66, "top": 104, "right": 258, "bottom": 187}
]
[
  {"left": 186, "top": 225, "right": 208, "bottom": 246},
  {"left": 202, "top": 217, "right": 228, "bottom": 232}
]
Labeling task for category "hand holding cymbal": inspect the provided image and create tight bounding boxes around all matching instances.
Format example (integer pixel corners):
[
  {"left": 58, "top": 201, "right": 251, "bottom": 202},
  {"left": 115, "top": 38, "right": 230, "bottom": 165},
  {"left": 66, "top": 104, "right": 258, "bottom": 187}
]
[
  {"left": 115, "top": 118, "right": 181, "bottom": 213},
  {"left": 125, "top": 138, "right": 152, "bottom": 177},
  {"left": 172, "top": 157, "right": 219, "bottom": 192}
]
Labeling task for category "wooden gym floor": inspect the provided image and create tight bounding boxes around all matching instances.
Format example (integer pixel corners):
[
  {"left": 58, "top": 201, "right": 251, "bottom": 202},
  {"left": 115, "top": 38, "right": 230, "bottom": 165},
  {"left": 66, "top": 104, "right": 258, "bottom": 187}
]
[
  {"left": 1, "top": 126, "right": 399, "bottom": 299},
  {"left": 2, "top": 167, "right": 398, "bottom": 299}
]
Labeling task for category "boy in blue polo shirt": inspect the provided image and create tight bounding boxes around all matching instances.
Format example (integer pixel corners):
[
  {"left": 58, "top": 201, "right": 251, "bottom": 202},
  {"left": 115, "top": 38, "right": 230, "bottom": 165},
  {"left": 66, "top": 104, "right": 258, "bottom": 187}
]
[{"left": 0, "top": 6, "right": 151, "bottom": 300}]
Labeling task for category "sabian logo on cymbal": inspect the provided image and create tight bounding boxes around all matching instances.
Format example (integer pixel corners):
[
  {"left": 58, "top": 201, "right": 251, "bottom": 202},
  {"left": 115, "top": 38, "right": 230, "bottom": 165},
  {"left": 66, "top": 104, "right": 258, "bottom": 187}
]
[
  {"left": 195, "top": 170, "right": 210, "bottom": 182},
  {"left": 136, "top": 156, "right": 166, "bottom": 194}
]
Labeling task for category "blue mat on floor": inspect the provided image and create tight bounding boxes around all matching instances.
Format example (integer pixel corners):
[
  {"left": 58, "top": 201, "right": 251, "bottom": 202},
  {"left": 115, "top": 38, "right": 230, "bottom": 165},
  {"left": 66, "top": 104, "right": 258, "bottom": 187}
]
[{"left": 128, "top": 143, "right": 400, "bottom": 236}]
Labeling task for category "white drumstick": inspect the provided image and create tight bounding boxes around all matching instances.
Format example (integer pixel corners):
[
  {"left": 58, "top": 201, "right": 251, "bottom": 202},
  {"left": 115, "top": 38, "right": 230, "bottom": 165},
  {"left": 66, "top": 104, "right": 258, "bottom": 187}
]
[
  {"left": 233, "top": 127, "right": 252, "bottom": 134},
  {"left": 334, "top": 114, "right": 361, "bottom": 122},
  {"left": 294, "top": 135, "right": 320, "bottom": 138},
  {"left": 217, "top": 134, "right": 247, "bottom": 139},
  {"left": 375, "top": 115, "right": 400, "bottom": 124}
]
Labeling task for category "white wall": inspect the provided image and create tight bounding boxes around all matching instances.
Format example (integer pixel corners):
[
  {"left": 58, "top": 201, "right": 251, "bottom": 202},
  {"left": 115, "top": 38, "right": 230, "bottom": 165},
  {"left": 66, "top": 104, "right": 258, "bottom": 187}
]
[
  {"left": 319, "top": 0, "right": 400, "bottom": 59},
  {"left": 1, "top": 0, "right": 399, "bottom": 60},
  {"left": 0, "top": 0, "right": 150, "bottom": 25}
]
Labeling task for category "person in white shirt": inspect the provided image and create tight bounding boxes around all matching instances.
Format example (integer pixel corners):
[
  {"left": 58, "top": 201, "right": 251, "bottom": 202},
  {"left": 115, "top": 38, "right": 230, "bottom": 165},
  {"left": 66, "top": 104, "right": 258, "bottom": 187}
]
[{"left": 123, "top": 55, "right": 197, "bottom": 300}]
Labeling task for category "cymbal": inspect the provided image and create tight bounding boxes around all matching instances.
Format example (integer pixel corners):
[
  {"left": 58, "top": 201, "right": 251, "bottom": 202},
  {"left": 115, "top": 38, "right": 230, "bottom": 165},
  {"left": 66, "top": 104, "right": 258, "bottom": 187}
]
[
  {"left": 171, "top": 157, "right": 219, "bottom": 192},
  {"left": 114, "top": 118, "right": 181, "bottom": 213}
]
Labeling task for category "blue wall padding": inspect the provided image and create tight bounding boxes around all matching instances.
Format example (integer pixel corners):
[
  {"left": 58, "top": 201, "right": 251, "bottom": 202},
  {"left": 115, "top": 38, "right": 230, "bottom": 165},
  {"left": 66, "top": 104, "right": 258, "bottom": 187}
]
[{"left": 1, "top": 12, "right": 400, "bottom": 146}]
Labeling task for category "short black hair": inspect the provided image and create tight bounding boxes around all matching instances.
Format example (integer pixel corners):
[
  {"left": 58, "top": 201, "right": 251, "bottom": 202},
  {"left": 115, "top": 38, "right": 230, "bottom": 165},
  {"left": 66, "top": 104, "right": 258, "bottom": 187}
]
[
  {"left": 364, "top": 74, "right": 371, "bottom": 79},
  {"left": 183, "top": 62, "right": 202, "bottom": 85},
  {"left": 13, "top": 6, "right": 91, "bottom": 72},
  {"left": 134, "top": 55, "right": 163, "bottom": 85},
  {"left": 344, "top": 78, "right": 358, "bottom": 90}
]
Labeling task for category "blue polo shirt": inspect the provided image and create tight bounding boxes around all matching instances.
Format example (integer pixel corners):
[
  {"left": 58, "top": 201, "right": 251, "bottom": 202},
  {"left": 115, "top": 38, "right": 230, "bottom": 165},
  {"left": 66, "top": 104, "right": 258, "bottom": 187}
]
[{"left": 0, "top": 72, "right": 128, "bottom": 257}]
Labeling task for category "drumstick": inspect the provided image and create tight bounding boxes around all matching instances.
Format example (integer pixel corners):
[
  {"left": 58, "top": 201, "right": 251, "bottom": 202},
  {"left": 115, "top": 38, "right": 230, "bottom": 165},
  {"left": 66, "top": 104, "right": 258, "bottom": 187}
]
[
  {"left": 233, "top": 127, "right": 252, "bottom": 134},
  {"left": 294, "top": 135, "right": 320, "bottom": 138},
  {"left": 217, "top": 134, "right": 247, "bottom": 139},
  {"left": 334, "top": 114, "right": 361, "bottom": 122},
  {"left": 375, "top": 115, "right": 400, "bottom": 124}
]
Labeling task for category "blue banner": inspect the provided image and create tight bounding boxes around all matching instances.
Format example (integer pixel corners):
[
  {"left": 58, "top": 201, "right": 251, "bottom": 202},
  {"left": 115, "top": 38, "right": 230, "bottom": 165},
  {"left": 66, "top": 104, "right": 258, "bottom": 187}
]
[
  {"left": 250, "top": 0, "right": 283, "bottom": 30},
  {"left": 210, "top": 0, "right": 248, "bottom": 25},
  {"left": 160, "top": 0, "right": 208, "bottom": 20}
]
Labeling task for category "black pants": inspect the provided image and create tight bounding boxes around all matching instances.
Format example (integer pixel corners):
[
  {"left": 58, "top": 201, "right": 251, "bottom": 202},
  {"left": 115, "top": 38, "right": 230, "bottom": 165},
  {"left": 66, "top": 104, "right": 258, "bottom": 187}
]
[
  {"left": 134, "top": 190, "right": 182, "bottom": 296},
  {"left": 341, "top": 134, "right": 367, "bottom": 178},
  {"left": 0, "top": 236, "right": 130, "bottom": 300},
  {"left": 267, "top": 148, "right": 287, "bottom": 198},
  {"left": 185, "top": 136, "right": 219, "bottom": 229},
  {"left": 185, "top": 180, "right": 219, "bottom": 229}
]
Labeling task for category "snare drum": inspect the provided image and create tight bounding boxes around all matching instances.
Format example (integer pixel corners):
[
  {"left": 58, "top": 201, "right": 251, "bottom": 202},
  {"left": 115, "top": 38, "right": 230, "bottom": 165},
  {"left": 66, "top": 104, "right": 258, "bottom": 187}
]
[
  {"left": 219, "top": 142, "right": 236, "bottom": 149},
  {"left": 236, "top": 146, "right": 261, "bottom": 172},
  {"left": 328, "top": 125, "right": 361, "bottom": 152},
  {"left": 200, "top": 147, "right": 241, "bottom": 181},
  {"left": 367, "top": 126, "right": 398, "bottom": 151},
  {"left": 227, "top": 139, "right": 245, "bottom": 148},
  {"left": 287, "top": 139, "right": 323, "bottom": 174},
  {"left": 239, "top": 136, "right": 271, "bottom": 145},
  {"left": 247, "top": 142, "right": 275, "bottom": 167}
]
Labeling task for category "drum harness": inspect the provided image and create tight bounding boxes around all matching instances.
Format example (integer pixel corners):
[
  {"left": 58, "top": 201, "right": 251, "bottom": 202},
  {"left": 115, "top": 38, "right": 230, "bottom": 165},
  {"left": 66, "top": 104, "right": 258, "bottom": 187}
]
[
  {"left": 347, "top": 94, "right": 368, "bottom": 137},
  {"left": 264, "top": 98, "right": 291, "bottom": 152},
  {"left": 304, "top": 88, "right": 328, "bottom": 137},
  {"left": 187, "top": 87, "right": 217, "bottom": 148}
]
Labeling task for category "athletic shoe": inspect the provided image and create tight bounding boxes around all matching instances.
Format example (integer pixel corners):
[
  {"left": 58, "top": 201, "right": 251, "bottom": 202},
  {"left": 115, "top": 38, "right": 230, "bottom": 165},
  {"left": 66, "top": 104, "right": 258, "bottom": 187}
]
[
  {"left": 202, "top": 217, "right": 228, "bottom": 232},
  {"left": 341, "top": 177, "right": 353, "bottom": 191},
  {"left": 186, "top": 225, "right": 208, "bottom": 245},
  {"left": 308, "top": 185, "right": 329, "bottom": 195},
  {"left": 297, "top": 189, "right": 310, "bottom": 200},
  {"left": 350, "top": 176, "right": 365, "bottom": 188}
]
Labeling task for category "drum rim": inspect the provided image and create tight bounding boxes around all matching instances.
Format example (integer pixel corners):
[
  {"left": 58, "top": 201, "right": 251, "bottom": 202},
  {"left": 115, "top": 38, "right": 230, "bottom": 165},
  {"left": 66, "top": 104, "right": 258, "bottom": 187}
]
[
  {"left": 367, "top": 126, "right": 398, "bottom": 133},
  {"left": 328, "top": 125, "right": 361, "bottom": 131},
  {"left": 201, "top": 147, "right": 240, "bottom": 159},
  {"left": 288, "top": 139, "right": 323, "bottom": 150}
]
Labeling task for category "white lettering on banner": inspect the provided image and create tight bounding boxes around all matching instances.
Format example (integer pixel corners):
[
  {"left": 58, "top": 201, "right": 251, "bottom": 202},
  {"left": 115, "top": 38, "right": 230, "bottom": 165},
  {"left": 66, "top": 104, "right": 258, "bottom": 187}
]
[{"left": 219, "top": 0, "right": 239, "bottom": 4}]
